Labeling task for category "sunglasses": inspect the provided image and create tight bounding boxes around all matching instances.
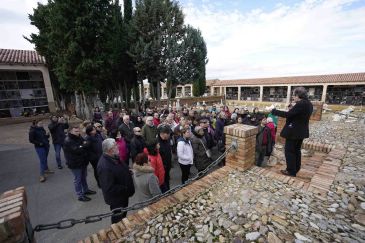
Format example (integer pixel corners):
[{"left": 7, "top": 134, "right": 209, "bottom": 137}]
[{"left": 135, "top": 130, "right": 141, "bottom": 132}]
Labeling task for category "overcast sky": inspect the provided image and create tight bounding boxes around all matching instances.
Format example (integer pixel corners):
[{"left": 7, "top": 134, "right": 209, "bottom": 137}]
[{"left": 1, "top": 0, "right": 365, "bottom": 79}]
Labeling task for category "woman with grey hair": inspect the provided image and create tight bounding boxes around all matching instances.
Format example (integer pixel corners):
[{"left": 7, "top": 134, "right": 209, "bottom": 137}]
[{"left": 270, "top": 87, "right": 313, "bottom": 177}]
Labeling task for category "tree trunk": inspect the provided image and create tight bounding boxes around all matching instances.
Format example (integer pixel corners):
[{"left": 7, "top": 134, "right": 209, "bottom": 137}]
[
  {"left": 75, "top": 91, "right": 83, "bottom": 118},
  {"left": 157, "top": 80, "right": 161, "bottom": 107},
  {"left": 82, "top": 91, "right": 92, "bottom": 120},
  {"left": 140, "top": 81, "right": 145, "bottom": 112},
  {"left": 118, "top": 83, "right": 123, "bottom": 109}
]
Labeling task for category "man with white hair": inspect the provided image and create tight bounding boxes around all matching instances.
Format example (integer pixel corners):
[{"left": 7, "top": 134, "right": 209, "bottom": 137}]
[{"left": 97, "top": 138, "right": 135, "bottom": 223}]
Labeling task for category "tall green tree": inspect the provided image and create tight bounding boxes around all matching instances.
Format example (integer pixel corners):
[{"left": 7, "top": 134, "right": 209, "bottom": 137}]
[
  {"left": 165, "top": 25, "right": 208, "bottom": 101},
  {"left": 27, "top": 0, "right": 116, "bottom": 118},
  {"left": 130, "top": 0, "right": 185, "bottom": 102}
]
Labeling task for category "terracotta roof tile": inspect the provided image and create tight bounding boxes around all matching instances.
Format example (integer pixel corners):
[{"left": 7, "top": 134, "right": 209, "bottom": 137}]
[
  {"left": 208, "top": 72, "right": 365, "bottom": 86},
  {"left": 0, "top": 49, "right": 46, "bottom": 65}
]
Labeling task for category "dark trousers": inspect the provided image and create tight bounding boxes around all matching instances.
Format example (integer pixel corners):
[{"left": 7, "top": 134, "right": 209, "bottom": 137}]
[
  {"left": 89, "top": 160, "right": 100, "bottom": 187},
  {"left": 164, "top": 166, "right": 171, "bottom": 190},
  {"left": 284, "top": 139, "right": 303, "bottom": 176},
  {"left": 179, "top": 164, "right": 191, "bottom": 184},
  {"left": 110, "top": 201, "right": 128, "bottom": 224}
]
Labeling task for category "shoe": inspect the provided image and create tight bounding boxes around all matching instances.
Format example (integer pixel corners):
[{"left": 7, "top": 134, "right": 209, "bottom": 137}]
[
  {"left": 58, "top": 165, "right": 63, "bottom": 169},
  {"left": 39, "top": 176, "right": 46, "bottom": 182},
  {"left": 280, "top": 170, "right": 296, "bottom": 177},
  {"left": 85, "top": 190, "right": 96, "bottom": 195},
  {"left": 44, "top": 169, "right": 55, "bottom": 174},
  {"left": 78, "top": 196, "right": 91, "bottom": 202}
]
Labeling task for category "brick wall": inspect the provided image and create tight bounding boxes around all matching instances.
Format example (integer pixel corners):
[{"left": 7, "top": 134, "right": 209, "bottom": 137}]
[
  {"left": 0, "top": 187, "right": 34, "bottom": 243},
  {"left": 310, "top": 101, "right": 324, "bottom": 121},
  {"left": 224, "top": 124, "right": 258, "bottom": 170}
]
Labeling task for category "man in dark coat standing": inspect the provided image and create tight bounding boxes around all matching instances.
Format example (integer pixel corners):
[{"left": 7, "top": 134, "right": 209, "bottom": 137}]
[
  {"left": 63, "top": 125, "right": 96, "bottom": 201},
  {"left": 271, "top": 87, "right": 313, "bottom": 177},
  {"left": 48, "top": 115, "right": 69, "bottom": 169},
  {"left": 130, "top": 127, "right": 146, "bottom": 162},
  {"left": 157, "top": 125, "right": 173, "bottom": 190},
  {"left": 97, "top": 138, "right": 135, "bottom": 223}
]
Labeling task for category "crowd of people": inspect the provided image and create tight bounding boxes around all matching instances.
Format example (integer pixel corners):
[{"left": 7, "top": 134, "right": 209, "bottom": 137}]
[{"left": 28, "top": 89, "right": 316, "bottom": 224}]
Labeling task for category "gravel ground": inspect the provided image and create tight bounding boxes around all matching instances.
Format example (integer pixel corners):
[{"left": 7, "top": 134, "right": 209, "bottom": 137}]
[{"left": 121, "top": 112, "right": 365, "bottom": 242}]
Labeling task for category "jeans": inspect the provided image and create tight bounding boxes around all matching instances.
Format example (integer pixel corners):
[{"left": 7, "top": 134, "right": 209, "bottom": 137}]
[
  {"left": 71, "top": 167, "right": 89, "bottom": 198},
  {"left": 53, "top": 144, "right": 63, "bottom": 166},
  {"left": 284, "top": 139, "right": 304, "bottom": 176},
  {"left": 35, "top": 146, "right": 49, "bottom": 176},
  {"left": 179, "top": 164, "right": 191, "bottom": 184}
]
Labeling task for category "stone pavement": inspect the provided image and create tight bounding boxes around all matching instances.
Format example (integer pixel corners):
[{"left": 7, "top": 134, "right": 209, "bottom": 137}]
[
  {"left": 0, "top": 120, "right": 198, "bottom": 243},
  {"left": 82, "top": 112, "right": 365, "bottom": 242}
]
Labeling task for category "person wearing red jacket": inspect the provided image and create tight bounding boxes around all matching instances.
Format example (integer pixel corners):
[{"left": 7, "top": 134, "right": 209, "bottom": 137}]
[
  {"left": 153, "top": 113, "right": 160, "bottom": 127},
  {"left": 266, "top": 117, "right": 276, "bottom": 144},
  {"left": 144, "top": 140, "right": 166, "bottom": 192}
]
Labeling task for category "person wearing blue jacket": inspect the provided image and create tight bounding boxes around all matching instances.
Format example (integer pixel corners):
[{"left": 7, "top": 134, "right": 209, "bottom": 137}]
[{"left": 29, "top": 119, "right": 54, "bottom": 182}]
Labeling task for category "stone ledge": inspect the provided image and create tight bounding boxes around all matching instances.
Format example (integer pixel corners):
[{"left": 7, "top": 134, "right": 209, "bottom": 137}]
[{"left": 80, "top": 166, "right": 235, "bottom": 242}]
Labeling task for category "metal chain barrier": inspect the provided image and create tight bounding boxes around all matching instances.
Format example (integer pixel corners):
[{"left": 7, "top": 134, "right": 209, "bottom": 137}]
[{"left": 32, "top": 142, "right": 237, "bottom": 236}]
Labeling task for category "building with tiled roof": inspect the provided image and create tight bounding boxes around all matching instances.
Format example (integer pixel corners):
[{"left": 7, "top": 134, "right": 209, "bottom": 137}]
[
  {"left": 208, "top": 72, "right": 365, "bottom": 104},
  {"left": 142, "top": 72, "right": 365, "bottom": 106},
  {"left": 0, "top": 49, "right": 55, "bottom": 117}
]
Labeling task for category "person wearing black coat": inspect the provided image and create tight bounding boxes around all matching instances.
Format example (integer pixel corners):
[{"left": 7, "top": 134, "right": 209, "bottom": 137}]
[
  {"left": 97, "top": 138, "right": 135, "bottom": 224},
  {"left": 271, "top": 87, "right": 313, "bottom": 177},
  {"left": 29, "top": 120, "right": 53, "bottom": 182},
  {"left": 63, "top": 126, "right": 96, "bottom": 202},
  {"left": 48, "top": 115, "right": 69, "bottom": 169},
  {"left": 118, "top": 115, "right": 135, "bottom": 144},
  {"left": 158, "top": 126, "right": 173, "bottom": 190},
  {"left": 85, "top": 125, "right": 103, "bottom": 187},
  {"left": 130, "top": 127, "right": 146, "bottom": 162}
]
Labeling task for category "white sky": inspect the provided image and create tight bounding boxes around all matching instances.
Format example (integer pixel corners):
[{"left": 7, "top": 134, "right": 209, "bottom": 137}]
[{"left": 1, "top": 0, "right": 365, "bottom": 79}]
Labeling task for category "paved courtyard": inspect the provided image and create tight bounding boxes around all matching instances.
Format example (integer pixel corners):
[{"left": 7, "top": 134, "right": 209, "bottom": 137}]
[
  {"left": 0, "top": 121, "right": 198, "bottom": 243},
  {"left": 105, "top": 113, "right": 365, "bottom": 242},
  {"left": 1, "top": 112, "right": 365, "bottom": 242}
]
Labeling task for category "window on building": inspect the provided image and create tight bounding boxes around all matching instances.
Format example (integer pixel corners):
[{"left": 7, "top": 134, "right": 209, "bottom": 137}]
[
  {"left": 185, "top": 86, "right": 191, "bottom": 97},
  {"left": 226, "top": 87, "right": 238, "bottom": 100},
  {"left": 176, "top": 87, "right": 182, "bottom": 97},
  {"left": 240, "top": 87, "right": 260, "bottom": 101},
  {"left": 292, "top": 86, "right": 323, "bottom": 101},
  {"left": 263, "top": 86, "right": 288, "bottom": 102},
  {"left": 16, "top": 72, "right": 30, "bottom": 80},
  {"left": 326, "top": 85, "right": 365, "bottom": 105},
  {"left": 213, "top": 87, "right": 220, "bottom": 96}
]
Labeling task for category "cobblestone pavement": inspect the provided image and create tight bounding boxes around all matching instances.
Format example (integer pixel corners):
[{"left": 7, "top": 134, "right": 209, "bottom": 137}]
[{"left": 121, "top": 112, "right": 365, "bottom": 242}]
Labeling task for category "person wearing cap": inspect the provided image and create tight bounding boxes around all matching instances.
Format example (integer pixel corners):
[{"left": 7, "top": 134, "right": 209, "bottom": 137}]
[{"left": 192, "top": 126, "right": 212, "bottom": 172}]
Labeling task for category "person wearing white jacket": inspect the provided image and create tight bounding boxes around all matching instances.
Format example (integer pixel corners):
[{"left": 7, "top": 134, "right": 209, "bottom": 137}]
[{"left": 177, "top": 127, "right": 194, "bottom": 184}]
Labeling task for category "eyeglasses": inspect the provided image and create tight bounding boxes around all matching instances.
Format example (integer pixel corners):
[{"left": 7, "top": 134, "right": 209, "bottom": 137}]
[{"left": 135, "top": 130, "right": 141, "bottom": 132}]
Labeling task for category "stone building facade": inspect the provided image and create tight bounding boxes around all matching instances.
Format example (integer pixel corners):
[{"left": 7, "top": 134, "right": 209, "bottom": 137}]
[
  {"left": 206, "top": 72, "right": 365, "bottom": 105},
  {"left": 0, "top": 49, "right": 55, "bottom": 118}
]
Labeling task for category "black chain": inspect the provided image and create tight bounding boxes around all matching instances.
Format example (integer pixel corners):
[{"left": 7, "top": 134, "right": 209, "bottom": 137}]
[{"left": 32, "top": 143, "right": 236, "bottom": 236}]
